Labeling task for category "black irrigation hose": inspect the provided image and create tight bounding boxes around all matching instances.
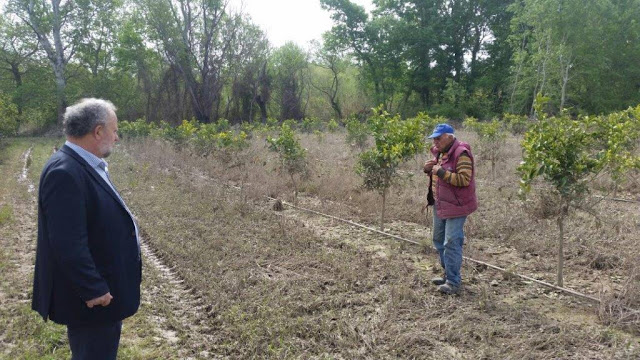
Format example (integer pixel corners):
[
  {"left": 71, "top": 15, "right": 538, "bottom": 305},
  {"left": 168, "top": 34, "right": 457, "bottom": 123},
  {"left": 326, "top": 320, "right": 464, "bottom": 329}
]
[
  {"left": 169, "top": 160, "right": 633, "bottom": 308},
  {"left": 269, "top": 196, "right": 603, "bottom": 305},
  {"left": 593, "top": 194, "right": 640, "bottom": 204}
]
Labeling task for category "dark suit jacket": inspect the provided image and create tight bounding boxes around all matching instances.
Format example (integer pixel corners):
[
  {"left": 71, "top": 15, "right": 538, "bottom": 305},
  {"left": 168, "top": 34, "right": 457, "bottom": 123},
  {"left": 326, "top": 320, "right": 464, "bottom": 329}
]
[{"left": 32, "top": 145, "right": 141, "bottom": 326}]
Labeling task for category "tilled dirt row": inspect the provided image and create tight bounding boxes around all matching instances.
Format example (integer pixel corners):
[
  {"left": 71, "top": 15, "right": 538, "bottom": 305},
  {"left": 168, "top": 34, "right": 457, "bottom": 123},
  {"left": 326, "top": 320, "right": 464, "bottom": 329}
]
[{"left": 0, "top": 142, "right": 217, "bottom": 359}]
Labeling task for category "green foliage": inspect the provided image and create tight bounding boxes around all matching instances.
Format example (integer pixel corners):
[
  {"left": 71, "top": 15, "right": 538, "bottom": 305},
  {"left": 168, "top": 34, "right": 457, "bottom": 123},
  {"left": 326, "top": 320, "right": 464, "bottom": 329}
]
[
  {"left": 356, "top": 106, "right": 426, "bottom": 228},
  {"left": 464, "top": 117, "right": 506, "bottom": 143},
  {"left": 357, "top": 108, "right": 425, "bottom": 193},
  {"left": 518, "top": 106, "right": 640, "bottom": 200},
  {"left": 18, "top": 108, "right": 51, "bottom": 134},
  {"left": 0, "top": 93, "right": 19, "bottom": 137},
  {"left": 215, "top": 118, "right": 231, "bottom": 132},
  {"left": 119, "top": 118, "right": 250, "bottom": 160},
  {"left": 407, "top": 112, "right": 440, "bottom": 138},
  {"left": 266, "top": 117, "right": 279, "bottom": 128},
  {"left": 119, "top": 118, "right": 156, "bottom": 138},
  {"left": 508, "top": 0, "right": 640, "bottom": 114},
  {"left": 300, "top": 117, "right": 323, "bottom": 133},
  {"left": 345, "top": 117, "right": 369, "bottom": 149},
  {"left": 192, "top": 123, "right": 219, "bottom": 156},
  {"left": 194, "top": 126, "right": 249, "bottom": 159},
  {"left": 518, "top": 101, "right": 640, "bottom": 287},
  {"left": 503, "top": 113, "right": 530, "bottom": 135},
  {"left": 593, "top": 105, "right": 640, "bottom": 183},
  {"left": 270, "top": 42, "right": 309, "bottom": 121},
  {"left": 267, "top": 122, "right": 307, "bottom": 176},
  {"left": 267, "top": 122, "right": 307, "bottom": 203},
  {"left": 163, "top": 119, "right": 198, "bottom": 147},
  {"left": 0, "top": 204, "right": 13, "bottom": 226},
  {"left": 327, "top": 119, "right": 339, "bottom": 132},
  {"left": 216, "top": 130, "right": 249, "bottom": 151}
]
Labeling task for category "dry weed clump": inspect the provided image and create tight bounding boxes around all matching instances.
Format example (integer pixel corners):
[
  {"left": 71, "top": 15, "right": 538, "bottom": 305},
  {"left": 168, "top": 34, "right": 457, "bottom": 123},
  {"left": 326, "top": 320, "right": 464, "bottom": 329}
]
[{"left": 599, "top": 265, "right": 640, "bottom": 334}]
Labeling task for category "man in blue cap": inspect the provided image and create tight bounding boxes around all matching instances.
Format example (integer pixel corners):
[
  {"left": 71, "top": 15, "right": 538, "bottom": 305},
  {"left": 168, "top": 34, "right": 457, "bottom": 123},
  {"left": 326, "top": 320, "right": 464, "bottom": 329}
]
[{"left": 423, "top": 123, "right": 478, "bottom": 295}]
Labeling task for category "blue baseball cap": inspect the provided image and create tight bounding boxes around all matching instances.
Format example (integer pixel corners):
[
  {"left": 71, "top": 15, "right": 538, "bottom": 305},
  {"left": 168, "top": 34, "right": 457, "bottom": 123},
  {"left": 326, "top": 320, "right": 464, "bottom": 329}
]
[{"left": 428, "top": 123, "right": 455, "bottom": 139}]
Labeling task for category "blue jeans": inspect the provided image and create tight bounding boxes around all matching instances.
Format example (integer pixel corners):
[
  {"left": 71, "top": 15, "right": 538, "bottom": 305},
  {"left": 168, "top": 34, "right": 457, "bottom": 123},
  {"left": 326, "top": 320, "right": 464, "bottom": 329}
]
[{"left": 432, "top": 206, "right": 467, "bottom": 287}]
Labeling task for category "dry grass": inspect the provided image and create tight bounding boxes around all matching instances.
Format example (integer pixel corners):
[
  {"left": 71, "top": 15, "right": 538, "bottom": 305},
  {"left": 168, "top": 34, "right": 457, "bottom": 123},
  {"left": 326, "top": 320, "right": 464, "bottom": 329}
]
[
  {"left": 123, "top": 130, "right": 640, "bottom": 302},
  {"left": 107, "top": 129, "right": 640, "bottom": 358}
]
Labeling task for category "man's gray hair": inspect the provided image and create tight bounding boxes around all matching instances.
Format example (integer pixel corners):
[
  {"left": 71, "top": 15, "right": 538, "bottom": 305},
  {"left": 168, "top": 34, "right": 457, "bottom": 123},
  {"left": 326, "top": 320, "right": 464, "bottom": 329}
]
[{"left": 63, "top": 98, "right": 117, "bottom": 137}]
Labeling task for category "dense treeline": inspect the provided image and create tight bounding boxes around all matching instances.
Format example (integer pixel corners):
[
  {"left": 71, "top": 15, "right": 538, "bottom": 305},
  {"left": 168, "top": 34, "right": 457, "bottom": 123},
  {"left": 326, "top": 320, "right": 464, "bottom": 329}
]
[{"left": 1, "top": 0, "right": 639, "bottom": 135}]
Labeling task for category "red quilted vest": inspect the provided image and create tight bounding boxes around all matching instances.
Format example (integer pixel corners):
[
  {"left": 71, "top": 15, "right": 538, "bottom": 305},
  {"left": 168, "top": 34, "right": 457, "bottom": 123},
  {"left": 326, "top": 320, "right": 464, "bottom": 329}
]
[{"left": 430, "top": 139, "right": 478, "bottom": 219}]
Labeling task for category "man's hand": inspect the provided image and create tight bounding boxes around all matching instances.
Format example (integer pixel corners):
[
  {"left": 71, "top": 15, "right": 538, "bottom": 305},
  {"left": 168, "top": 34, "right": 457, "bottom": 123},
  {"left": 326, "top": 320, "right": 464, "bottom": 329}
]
[
  {"left": 423, "top": 159, "right": 437, "bottom": 173},
  {"left": 86, "top": 292, "right": 113, "bottom": 308},
  {"left": 432, "top": 164, "right": 442, "bottom": 175}
]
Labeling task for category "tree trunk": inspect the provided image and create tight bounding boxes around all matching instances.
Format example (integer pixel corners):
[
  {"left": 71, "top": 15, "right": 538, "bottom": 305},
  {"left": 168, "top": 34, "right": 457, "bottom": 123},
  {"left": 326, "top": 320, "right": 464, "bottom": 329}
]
[
  {"left": 256, "top": 95, "right": 268, "bottom": 123},
  {"left": 290, "top": 173, "right": 298, "bottom": 206},
  {"left": 556, "top": 208, "right": 566, "bottom": 287},
  {"left": 380, "top": 188, "right": 387, "bottom": 231},
  {"left": 509, "top": 35, "right": 527, "bottom": 113},
  {"left": 51, "top": 0, "right": 67, "bottom": 125},
  {"left": 9, "top": 64, "right": 24, "bottom": 114},
  {"left": 53, "top": 62, "right": 67, "bottom": 125},
  {"left": 491, "top": 154, "right": 496, "bottom": 181},
  {"left": 560, "top": 60, "right": 571, "bottom": 110}
]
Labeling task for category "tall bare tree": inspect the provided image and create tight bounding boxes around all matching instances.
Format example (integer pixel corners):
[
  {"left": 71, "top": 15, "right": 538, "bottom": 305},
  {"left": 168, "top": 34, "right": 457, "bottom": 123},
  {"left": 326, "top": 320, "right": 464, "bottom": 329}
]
[
  {"left": 7, "top": 0, "right": 81, "bottom": 124},
  {"left": 142, "top": 0, "right": 241, "bottom": 123}
]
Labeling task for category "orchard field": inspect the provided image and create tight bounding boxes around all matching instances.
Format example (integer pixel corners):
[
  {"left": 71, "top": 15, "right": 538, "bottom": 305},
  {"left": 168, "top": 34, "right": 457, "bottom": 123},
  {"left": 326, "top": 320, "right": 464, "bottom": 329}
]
[{"left": 1, "top": 112, "right": 640, "bottom": 358}]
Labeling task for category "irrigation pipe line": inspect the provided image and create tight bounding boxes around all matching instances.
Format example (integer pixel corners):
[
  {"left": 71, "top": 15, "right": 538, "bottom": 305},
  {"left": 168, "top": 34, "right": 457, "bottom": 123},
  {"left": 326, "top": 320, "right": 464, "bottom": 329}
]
[
  {"left": 592, "top": 194, "right": 640, "bottom": 204},
  {"left": 268, "top": 196, "right": 602, "bottom": 305},
  {"left": 180, "top": 166, "right": 613, "bottom": 306}
]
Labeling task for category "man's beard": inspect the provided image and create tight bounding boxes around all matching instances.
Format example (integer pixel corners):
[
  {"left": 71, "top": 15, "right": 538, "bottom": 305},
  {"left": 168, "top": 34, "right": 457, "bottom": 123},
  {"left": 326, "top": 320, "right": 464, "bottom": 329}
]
[{"left": 99, "top": 144, "right": 113, "bottom": 158}]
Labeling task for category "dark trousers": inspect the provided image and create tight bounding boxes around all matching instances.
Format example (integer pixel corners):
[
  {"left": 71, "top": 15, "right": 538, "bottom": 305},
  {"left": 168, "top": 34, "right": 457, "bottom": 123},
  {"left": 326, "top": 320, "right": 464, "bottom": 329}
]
[{"left": 67, "top": 321, "right": 122, "bottom": 360}]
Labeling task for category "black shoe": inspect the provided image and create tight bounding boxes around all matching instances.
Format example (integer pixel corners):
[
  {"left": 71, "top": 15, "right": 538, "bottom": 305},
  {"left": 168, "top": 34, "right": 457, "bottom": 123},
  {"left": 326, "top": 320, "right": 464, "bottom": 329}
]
[
  {"left": 431, "top": 276, "right": 446, "bottom": 286},
  {"left": 438, "top": 282, "right": 460, "bottom": 295}
]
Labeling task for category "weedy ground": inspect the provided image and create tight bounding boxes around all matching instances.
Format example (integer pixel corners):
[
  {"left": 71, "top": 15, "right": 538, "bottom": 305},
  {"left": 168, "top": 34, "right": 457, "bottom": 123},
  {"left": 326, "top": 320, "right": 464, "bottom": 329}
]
[{"left": 1, "top": 129, "right": 639, "bottom": 359}]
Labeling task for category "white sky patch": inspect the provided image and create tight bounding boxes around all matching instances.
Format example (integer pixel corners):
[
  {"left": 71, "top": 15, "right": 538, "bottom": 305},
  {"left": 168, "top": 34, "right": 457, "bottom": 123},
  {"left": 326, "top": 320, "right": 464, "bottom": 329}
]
[
  {"left": 228, "top": 0, "right": 373, "bottom": 49},
  {"left": 0, "top": 0, "right": 374, "bottom": 50}
]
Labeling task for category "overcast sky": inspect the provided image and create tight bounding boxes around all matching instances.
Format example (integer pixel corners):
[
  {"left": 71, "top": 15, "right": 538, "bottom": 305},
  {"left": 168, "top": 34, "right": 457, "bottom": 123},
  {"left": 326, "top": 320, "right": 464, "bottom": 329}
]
[{"left": 227, "top": 0, "right": 374, "bottom": 49}]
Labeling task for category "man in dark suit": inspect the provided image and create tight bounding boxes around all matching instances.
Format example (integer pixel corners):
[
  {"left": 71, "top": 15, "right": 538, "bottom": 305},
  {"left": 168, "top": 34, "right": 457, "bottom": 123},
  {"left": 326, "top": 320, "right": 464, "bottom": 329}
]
[{"left": 32, "top": 98, "right": 141, "bottom": 359}]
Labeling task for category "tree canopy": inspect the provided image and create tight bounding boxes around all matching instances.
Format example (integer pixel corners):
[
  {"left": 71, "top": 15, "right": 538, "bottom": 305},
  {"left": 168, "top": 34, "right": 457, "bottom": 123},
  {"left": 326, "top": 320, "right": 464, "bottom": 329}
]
[{"left": 1, "top": 0, "right": 639, "bottom": 133}]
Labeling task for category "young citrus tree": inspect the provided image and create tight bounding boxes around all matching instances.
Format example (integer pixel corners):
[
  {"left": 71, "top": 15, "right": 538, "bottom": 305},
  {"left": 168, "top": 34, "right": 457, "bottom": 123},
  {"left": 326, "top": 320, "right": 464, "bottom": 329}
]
[
  {"left": 463, "top": 117, "right": 507, "bottom": 180},
  {"left": 345, "top": 116, "right": 370, "bottom": 150},
  {"left": 518, "top": 100, "right": 640, "bottom": 286},
  {"left": 267, "top": 122, "right": 307, "bottom": 205},
  {"left": 357, "top": 107, "right": 425, "bottom": 230}
]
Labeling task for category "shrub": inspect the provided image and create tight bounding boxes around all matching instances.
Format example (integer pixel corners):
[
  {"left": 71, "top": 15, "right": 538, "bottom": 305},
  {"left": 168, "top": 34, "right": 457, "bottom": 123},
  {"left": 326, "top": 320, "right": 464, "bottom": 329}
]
[
  {"left": 327, "top": 119, "right": 339, "bottom": 133},
  {"left": 503, "top": 113, "right": 530, "bottom": 135},
  {"left": 267, "top": 122, "right": 307, "bottom": 204},
  {"left": 345, "top": 116, "right": 369, "bottom": 149},
  {"left": 300, "top": 117, "right": 323, "bottom": 133},
  {"left": 0, "top": 93, "right": 19, "bottom": 138},
  {"left": 119, "top": 118, "right": 156, "bottom": 138}
]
